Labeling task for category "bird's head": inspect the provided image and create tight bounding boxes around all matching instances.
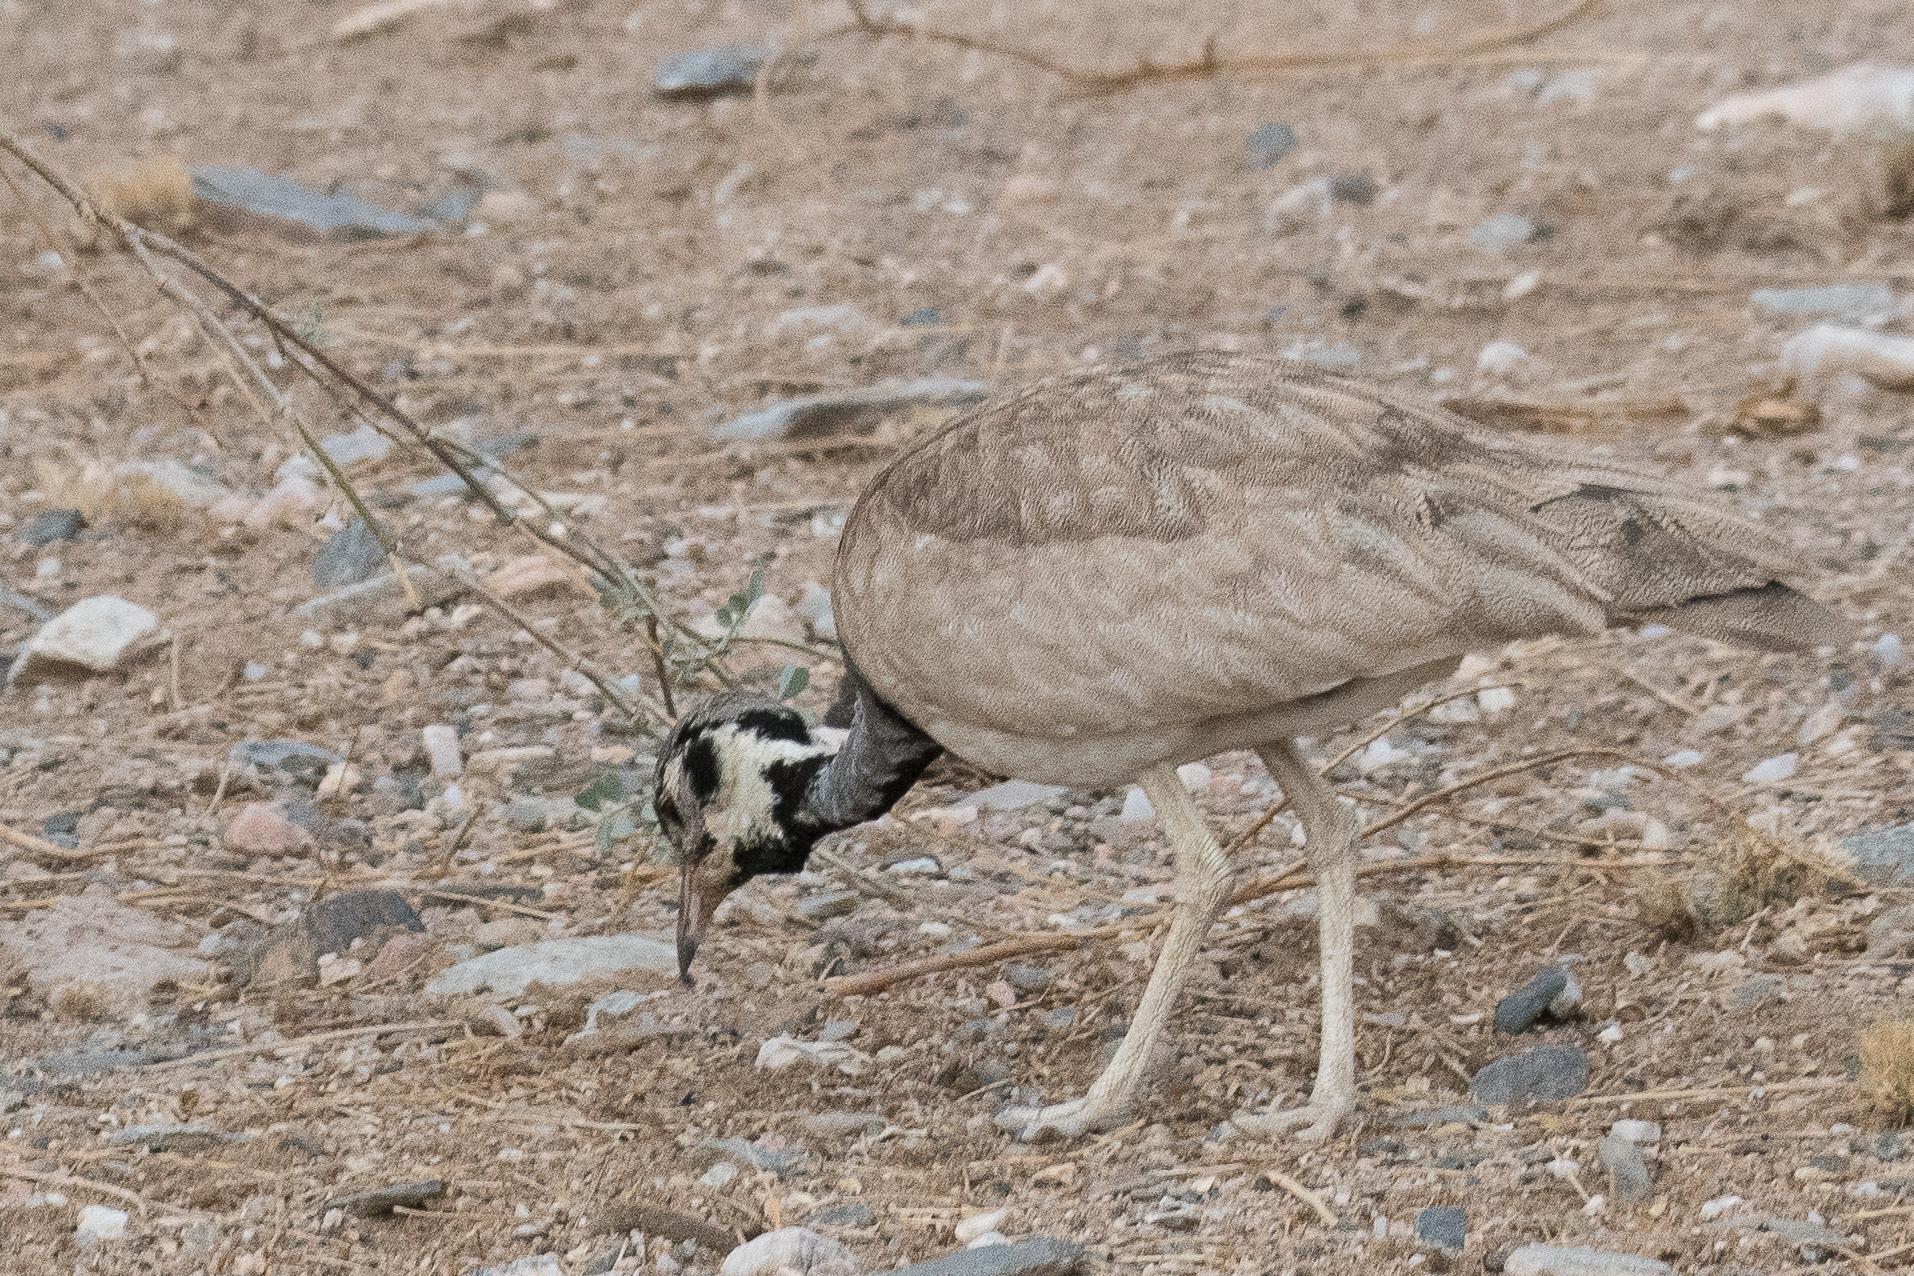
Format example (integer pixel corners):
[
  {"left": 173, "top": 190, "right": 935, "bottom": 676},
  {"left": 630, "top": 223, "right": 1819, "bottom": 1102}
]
[{"left": 654, "top": 694, "right": 840, "bottom": 981}]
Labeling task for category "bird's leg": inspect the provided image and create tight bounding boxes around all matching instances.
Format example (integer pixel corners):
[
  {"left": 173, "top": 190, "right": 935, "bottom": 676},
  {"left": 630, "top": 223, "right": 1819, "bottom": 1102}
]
[
  {"left": 996, "top": 764, "right": 1232, "bottom": 1141},
  {"left": 1235, "top": 738, "right": 1360, "bottom": 1144}
]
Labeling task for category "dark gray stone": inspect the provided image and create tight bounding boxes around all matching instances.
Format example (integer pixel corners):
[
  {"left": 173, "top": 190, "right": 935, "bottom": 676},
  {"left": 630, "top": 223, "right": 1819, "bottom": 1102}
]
[
  {"left": 1495, "top": 965, "right": 1571, "bottom": 1035},
  {"left": 1245, "top": 123, "right": 1298, "bottom": 170},
  {"left": 191, "top": 165, "right": 435, "bottom": 238},
  {"left": 709, "top": 377, "right": 991, "bottom": 442},
  {"left": 699, "top": 1136, "right": 805, "bottom": 1174},
  {"left": 893, "top": 1238, "right": 1084, "bottom": 1276},
  {"left": 807, "top": 1200, "right": 878, "bottom": 1229},
  {"left": 109, "top": 1123, "right": 250, "bottom": 1152},
  {"left": 229, "top": 738, "right": 343, "bottom": 786},
  {"left": 1470, "top": 1045, "right": 1589, "bottom": 1105},
  {"left": 1416, "top": 1205, "right": 1466, "bottom": 1252},
  {"left": 1856, "top": 1131, "right": 1906, "bottom": 1161},
  {"left": 1598, "top": 1134, "right": 1653, "bottom": 1204},
  {"left": 1845, "top": 823, "right": 1914, "bottom": 886},
  {"left": 1006, "top": 964, "right": 1053, "bottom": 993},
  {"left": 653, "top": 44, "right": 773, "bottom": 98},
  {"left": 325, "top": 1178, "right": 444, "bottom": 1217},
  {"left": 314, "top": 517, "right": 385, "bottom": 589},
  {"left": 1328, "top": 172, "right": 1379, "bottom": 205},
  {"left": 817, "top": 1019, "right": 860, "bottom": 1043},
  {"left": 233, "top": 890, "right": 422, "bottom": 987},
  {"left": 20, "top": 509, "right": 84, "bottom": 547}
]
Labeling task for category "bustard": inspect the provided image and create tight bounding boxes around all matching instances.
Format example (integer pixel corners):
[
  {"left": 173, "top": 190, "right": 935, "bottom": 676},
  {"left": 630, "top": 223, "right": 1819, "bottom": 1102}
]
[{"left": 655, "top": 350, "right": 1839, "bottom": 1142}]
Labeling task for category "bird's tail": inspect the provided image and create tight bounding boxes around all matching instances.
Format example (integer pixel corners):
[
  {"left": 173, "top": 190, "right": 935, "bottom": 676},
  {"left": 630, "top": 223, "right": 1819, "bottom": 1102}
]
[{"left": 1536, "top": 485, "right": 1846, "bottom": 653}]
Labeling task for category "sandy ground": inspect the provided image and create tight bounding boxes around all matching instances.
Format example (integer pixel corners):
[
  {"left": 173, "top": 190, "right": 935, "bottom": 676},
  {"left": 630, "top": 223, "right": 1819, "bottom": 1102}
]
[{"left": 4, "top": 0, "right": 1914, "bottom": 1273}]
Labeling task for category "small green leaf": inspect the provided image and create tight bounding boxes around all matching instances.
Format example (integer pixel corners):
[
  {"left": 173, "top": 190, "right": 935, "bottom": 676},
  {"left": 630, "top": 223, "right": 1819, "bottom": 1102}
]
[
  {"left": 575, "top": 772, "right": 624, "bottom": 812},
  {"left": 777, "top": 664, "right": 809, "bottom": 701}
]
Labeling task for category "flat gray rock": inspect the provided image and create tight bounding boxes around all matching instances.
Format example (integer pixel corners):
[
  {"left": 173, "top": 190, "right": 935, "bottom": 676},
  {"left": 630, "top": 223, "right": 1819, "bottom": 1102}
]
[
  {"left": 1846, "top": 823, "right": 1914, "bottom": 885},
  {"left": 110, "top": 1123, "right": 250, "bottom": 1152},
  {"left": 893, "top": 1238, "right": 1084, "bottom": 1276},
  {"left": 191, "top": 164, "right": 435, "bottom": 238},
  {"left": 426, "top": 934, "right": 676, "bottom": 998},
  {"left": 326, "top": 1179, "right": 444, "bottom": 1217},
  {"left": 8, "top": 595, "right": 164, "bottom": 687},
  {"left": 1471, "top": 1044, "right": 1589, "bottom": 1105},
  {"left": 1504, "top": 1247, "right": 1672, "bottom": 1276},
  {"left": 294, "top": 556, "right": 466, "bottom": 626},
  {"left": 1494, "top": 965, "right": 1572, "bottom": 1035},
  {"left": 1598, "top": 1133, "right": 1654, "bottom": 1204},
  {"left": 0, "top": 887, "right": 202, "bottom": 1020},
  {"left": 654, "top": 44, "right": 772, "bottom": 97},
  {"left": 228, "top": 737, "right": 343, "bottom": 785},
  {"left": 710, "top": 377, "right": 990, "bottom": 442},
  {"left": 314, "top": 517, "right": 386, "bottom": 590},
  {"left": 1416, "top": 1206, "right": 1465, "bottom": 1251},
  {"left": 1751, "top": 283, "right": 1895, "bottom": 320}
]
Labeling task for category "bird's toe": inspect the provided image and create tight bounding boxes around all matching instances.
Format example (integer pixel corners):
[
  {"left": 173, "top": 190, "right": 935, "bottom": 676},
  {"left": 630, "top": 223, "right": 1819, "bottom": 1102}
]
[
  {"left": 993, "top": 1097, "right": 1120, "bottom": 1142},
  {"left": 1233, "top": 1096, "right": 1354, "bottom": 1143}
]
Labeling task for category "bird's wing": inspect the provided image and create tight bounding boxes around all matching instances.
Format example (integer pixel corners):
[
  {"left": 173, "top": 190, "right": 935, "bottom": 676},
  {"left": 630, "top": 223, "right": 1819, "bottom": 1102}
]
[{"left": 834, "top": 352, "right": 1809, "bottom": 740}]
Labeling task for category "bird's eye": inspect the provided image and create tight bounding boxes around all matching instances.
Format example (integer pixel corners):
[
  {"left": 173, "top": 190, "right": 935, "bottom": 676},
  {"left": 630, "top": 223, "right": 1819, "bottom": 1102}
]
[{"left": 655, "top": 796, "right": 680, "bottom": 829}]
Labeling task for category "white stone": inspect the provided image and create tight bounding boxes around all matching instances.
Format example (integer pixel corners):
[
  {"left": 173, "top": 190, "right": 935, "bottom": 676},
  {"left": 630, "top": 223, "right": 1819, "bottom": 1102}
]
[
  {"left": 954, "top": 1208, "right": 1007, "bottom": 1243},
  {"left": 1176, "top": 761, "right": 1212, "bottom": 791},
  {"left": 1698, "top": 1194, "right": 1743, "bottom": 1221},
  {"left": 1354, "top": 737, "right": 1414, "bottom": 774},
  {"left": 1799, "top": 701, "right": 1846, "bottom": 747},
  {"left": 1476, "top": 340, "right": 1537, "bottom": 380},
  {"left": 1546, "top": 1158, "right": 1581, "bottom": 1179},
  {"left": 1120, "top": 786, "right": 1155, "bottom": 821},
  {"left": 1697, "top": 62, "right": 1914, "bottom": 135},
  {"left": 1873, "top": 632, "right": 1904, "bottom": 670},
  {"left": 8, "top": 596, "right": 163, "bottom": 686},
  {"left": 965, "top": 1232, "right": 1009, "bottom": 1249},
  {"left": 1741, "top": 752, "right": 1798, "bottom": 784},
  {"left": 701, "top": 1161, "right": 740, "bottom": 1188},
  {"left": 1477, "top": 686, "right": 1517, "bottom": 717},
  {"left": 320, "top": 425, "right": 394, "bottom": 469},
  {"left": 1661, "top": 749, "right": 1705, "bottom": 769},
  {"left": 765, "top": 304, "right": 875, "bottom": 339},
  {"left": 424, "top": 934, "right": 675, "bottom": 998},
  {"left": 1780, "top": 323, "right": 1914, "bottom": 400},
  {"left": 754, "top": 1036, "right": 871, "bottom": 1076},
  {"left": 1505, "top": 1245, "right": 1672, "bottom": 1276},
  {"left": 719, "top": 1227, "right": 859, "bottom": 1276},
  {"left": 1264, "top": 179, "right": 1332, "bottom": 233},
  {"left": 1503, "top": 269, "right": 1543, "bottom": 301},
  {"left": 75, "top": 1205, "right": 128, "bottom": 1246},
  {"left": 1598, "top": 1023, "right": 1624, "bottom": 1044},
  {"left": 1609, "top": 1119, "right": 1661, "bottom": 1145},
  {"left": 421, "top": 724, "right": 462, "bottom": 777}
]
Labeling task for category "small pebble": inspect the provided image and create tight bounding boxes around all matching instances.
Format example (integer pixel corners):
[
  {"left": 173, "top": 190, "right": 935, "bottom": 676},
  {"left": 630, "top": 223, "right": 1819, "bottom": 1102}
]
[{"left": 1414, "top": 1205, "right": 1466, "bottom": 1252}]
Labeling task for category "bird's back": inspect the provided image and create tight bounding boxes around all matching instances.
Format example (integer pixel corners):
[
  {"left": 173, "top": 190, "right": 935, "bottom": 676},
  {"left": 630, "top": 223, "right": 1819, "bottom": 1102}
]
[{"left": 833, "top": 351, "right": 1838, "bottom": 783}]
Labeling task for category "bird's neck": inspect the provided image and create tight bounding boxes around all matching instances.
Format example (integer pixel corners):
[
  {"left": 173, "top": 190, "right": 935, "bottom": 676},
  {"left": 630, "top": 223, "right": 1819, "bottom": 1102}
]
[{"left": 797, "top": 667, "right": 943, "bottom": 835}]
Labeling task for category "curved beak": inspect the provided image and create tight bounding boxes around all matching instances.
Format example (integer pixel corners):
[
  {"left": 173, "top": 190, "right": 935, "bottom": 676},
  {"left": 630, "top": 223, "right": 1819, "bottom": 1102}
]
[
  {"left": 676, "top": 863, "right": 703, "bottom": 984},
  {"left": 677, "top": 861, "right": 725, "bottom": 985}
]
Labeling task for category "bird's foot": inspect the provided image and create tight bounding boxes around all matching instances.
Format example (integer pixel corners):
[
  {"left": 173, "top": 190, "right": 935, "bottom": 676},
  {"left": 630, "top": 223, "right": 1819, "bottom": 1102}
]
[
  {"left": 1232, "top": 1093, "right": 1354, "bottom": 1145},
  {"left": 994, "top": 1096, "right": 1129, "bottom": 1143}
]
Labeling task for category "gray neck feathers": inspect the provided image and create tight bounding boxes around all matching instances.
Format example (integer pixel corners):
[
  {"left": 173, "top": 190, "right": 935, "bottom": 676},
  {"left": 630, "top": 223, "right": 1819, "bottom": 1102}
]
[{"left": 801, "top": 669, "right": 943, "bottom": 832}]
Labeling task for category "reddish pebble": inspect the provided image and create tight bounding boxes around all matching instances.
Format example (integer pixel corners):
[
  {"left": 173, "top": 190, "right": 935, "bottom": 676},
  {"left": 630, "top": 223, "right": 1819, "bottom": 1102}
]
[
  {"left": 986, "top": 979, "right": 1018, "bottom": 1009},
  {"left": 223, "top": 803, "right": 311, "bottom": 856}
]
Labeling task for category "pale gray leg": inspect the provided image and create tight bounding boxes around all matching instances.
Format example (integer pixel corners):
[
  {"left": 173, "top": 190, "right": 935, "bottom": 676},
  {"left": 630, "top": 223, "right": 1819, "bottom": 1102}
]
[
  {"left": 997, "top": 763, "right": 1232, "bottom": 1140},
  {"left": 1234, "top": 738, "right": 1360, "bottom": 1143}
]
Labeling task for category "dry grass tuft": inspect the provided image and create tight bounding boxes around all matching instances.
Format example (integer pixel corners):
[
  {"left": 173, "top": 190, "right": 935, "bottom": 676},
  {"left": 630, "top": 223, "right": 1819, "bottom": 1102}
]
[
  {"left": 1637, "top": 871, "right": 1701, "bottom": 942},
  {"left": 1861, "top": 1018, "right": 1914, "bottom": 1126},
  {"left": 98, "top": 154, "right": 195, "bottom": 232},
  {"left": 51, "top": 979, "right": 111, "bottom": 1022},
  {"left": 1639, "top": 821, "right": 1836, "bottom": 940},
  {"left": 33, "top": 457, "right": 188, "bottom": 530}
]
